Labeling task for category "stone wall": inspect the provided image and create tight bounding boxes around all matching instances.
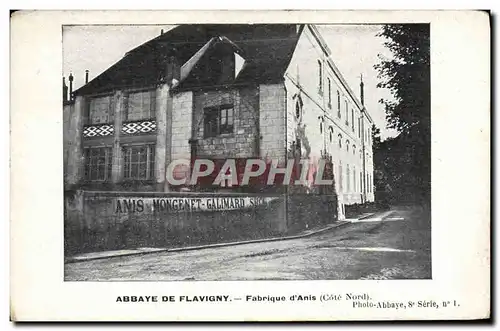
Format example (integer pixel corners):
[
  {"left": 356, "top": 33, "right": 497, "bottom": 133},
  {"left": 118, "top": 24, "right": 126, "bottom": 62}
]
[
  {"left": 192, "top": 87, "right": 260, "bottom": 159},
  {"left": 64, "top": 190, "right": 338, "bottom": 256},
  {"left": 64, "top": 191, "right": 287, "bottom": 256},
  {"left": 259, "top": 84, "right": 286, "bottom": 162},
  {"left": 171, "top": 91, "right": 193, "bottom": 161}
]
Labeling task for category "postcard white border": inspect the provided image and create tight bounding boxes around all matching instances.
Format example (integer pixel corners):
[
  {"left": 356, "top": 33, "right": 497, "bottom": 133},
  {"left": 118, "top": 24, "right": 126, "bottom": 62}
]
[{"left": 10, "top": 10, "right": 490, "bottom": 321}]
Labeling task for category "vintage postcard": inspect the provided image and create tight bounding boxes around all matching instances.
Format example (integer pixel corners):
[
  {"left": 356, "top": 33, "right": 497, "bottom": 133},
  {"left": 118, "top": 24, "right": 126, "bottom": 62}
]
[{"left": 10, "top": 10, "right": 490, "bottom": 321}]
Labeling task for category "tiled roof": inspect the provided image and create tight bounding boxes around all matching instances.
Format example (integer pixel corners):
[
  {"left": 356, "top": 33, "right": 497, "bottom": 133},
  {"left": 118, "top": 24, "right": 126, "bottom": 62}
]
[{"left": 75, "top": 24, "right": 303, "bottom": 95}]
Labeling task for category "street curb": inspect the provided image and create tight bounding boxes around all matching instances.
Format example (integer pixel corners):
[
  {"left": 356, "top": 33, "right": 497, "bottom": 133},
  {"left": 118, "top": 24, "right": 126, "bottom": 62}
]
[
  {"left": 65, "top": 221, "right": 352, "bottom": 264},
  {"left": 357, "top": 212, "right": 377, "bottom": 220}
]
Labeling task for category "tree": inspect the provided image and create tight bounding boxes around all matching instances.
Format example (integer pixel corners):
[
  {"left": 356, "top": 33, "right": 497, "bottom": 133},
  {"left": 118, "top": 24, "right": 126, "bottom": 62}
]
[
  {"left": 375, "top": 24, "right": 430, "bottom": 135},
  {"left": 374, "top": 24, "right": 431, "bottom": 205}
]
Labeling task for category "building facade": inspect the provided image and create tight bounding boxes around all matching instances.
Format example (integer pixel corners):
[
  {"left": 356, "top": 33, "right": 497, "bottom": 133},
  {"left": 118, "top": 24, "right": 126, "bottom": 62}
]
[{"left": 64, "top": 24, "right": 375, "bottom": 219}]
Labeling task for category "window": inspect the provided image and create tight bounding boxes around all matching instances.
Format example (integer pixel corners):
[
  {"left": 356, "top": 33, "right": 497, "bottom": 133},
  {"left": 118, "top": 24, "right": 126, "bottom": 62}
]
[
  {"left": 351, "top": 109, "right": 355, "bottom": 132},
  {"left": 339, "top": 162, "right": 343, "bottom": 191},
  {"left": 327, "top": 78, "right": 332, "bottom": 107},
  {"left": 204, "top": 105, "right": 234, "bottom": 138},
  {"left": 84, "top": 147, "right": 112, "bottom": 181},
  {"left": 123, "top": 144, "right": 155, "bottom": 180},
  {"left": 346, "top": 165, "right": 350, "bottom": 192},
  {"left": 317, "top": 60, "right": 323, "bottom": 92},
  {"left": 329, "top": 127, "right": 333, "bottom": 143},
  {"left": 88, "top": 95, "right": 114, "bottom": 124},
  {"left": 337, "top": 91, "right": 341, "bottom": 117},
  {"left": 338, "top": 134, "right": 342, "bottom": 148},
  {"left": 353, "top": 166, "right": 357, "bottom": 193},
  {"left": 358, "top": 117, "right": 362, "bottom": 138},
  {"left": 360, "top": 171, "right": 363, "bottom": 192},
  {"left": 353, "top": 145, "right": 356, "bottom": 155},
  {"left": 345, "top": 100, "right": 349, "bottom": 125},
  {"left": 127, "top": 90, "right": 156, "bottom": 121},
  {"left": 346, "top": 140, "right": 350, "bottom": 152}
]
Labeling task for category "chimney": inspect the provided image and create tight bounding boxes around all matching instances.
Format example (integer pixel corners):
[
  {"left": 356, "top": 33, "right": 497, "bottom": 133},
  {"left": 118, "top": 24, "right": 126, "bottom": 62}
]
[
  {"left": 63, "top": 77, "right": 68, "bottom": 103},
  {"left": 68, "top": 72, "right": 74, "bottom": 100},
  {"left": 85, "top": 70, "right": 89, "bottom": 84},
  {"left": 360, "top": 73, "right": 364, "bottom": 106},
  {"left": 160, "top": 29, "right": 164, "bottom": 35},
  {"left": 166, "top": 55, "right": 180, "bottom": 87}
]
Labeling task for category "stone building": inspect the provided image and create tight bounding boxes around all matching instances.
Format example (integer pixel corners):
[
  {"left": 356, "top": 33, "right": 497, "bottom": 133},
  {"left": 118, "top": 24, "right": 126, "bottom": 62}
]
[{"left": 64, "top": 24, "right": 375, "bottom": 219}]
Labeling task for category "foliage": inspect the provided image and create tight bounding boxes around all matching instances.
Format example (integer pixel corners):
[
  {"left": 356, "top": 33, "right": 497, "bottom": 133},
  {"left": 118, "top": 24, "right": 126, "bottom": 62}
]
[
  {"left": 374, "top": 24, "right": 431, "bottom": 205},
  {"left": 375, "top": 24, "right": 430, "bottom": 135}
]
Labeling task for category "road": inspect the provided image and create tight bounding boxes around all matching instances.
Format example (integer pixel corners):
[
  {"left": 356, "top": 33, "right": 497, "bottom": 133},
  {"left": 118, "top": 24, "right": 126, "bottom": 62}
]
[{"left": 65, "top": 206, "right": 431, "bottom": 281}]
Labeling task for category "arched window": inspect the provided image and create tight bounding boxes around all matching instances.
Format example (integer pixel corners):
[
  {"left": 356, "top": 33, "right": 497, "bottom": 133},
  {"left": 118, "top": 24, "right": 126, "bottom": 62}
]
[
  {"left": 317, "top": 60, "right": 323, "bottom": 92},
  {"left": 338, "top": 134, "right": 342, "bottom": 148},
  {"left": 329, "top": 127, "right": 333, "bottom": 143},
  {"left": 353, "top": 145, "right": 356, "bottom": 155},
  {"left": 346, "top": 140, "right": 350, "bottom": 152}
]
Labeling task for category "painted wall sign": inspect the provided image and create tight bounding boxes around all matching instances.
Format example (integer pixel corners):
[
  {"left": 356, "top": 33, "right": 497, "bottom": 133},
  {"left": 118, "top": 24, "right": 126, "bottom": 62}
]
[{"left": 114, "top": 196, "right": 279, "bottom": 214}]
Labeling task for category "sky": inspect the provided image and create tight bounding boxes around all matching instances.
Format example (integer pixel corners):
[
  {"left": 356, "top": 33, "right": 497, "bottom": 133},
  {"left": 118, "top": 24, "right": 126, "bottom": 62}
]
[{"left": 63, "top": 24, "right": 397, "bottom": 139}]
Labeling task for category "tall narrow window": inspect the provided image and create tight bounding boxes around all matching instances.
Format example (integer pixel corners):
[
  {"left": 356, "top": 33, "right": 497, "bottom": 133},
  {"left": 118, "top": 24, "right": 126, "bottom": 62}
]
[
  {"left": 338, "top": 134, "right": 342, "bottom": 148},
  {"left": 295, "top": 100, "right": 301, "bottom": 120},
  {"left": 351, "top": 109, "right": 355, "bottom": 131},
  {"left": 353, "top": 166, "right": 357, "bottom": 193},
  {"left": 317, "top": 60, "right": 323, "bottom": 92},
  {"left": 84, "top": 147, "right": 112, "bottom": 181},
  {"left": 127, "top": 90, "right": 156, "bottom": 121},
  {"left": 339, "top": 162, "right": 343, "bottom": 192},
  {"left": 346, "top": 165, "right": 350, "bottom": 192},
  {"left": 337, "top": 91, "right": 341, "bottom": 117},
  {"left": 327, "top": 78, "right": 331, "bottom": 107},
  {"left": 345, "top": 100, "right": 349, "bottom": 126},
  {"left": 358, "top": 117, "right": 362, "bottom": 138},
  {"left": 360, "top": 171, "right": 363, "bottom": 192},
  {"left": 123, "top": 144, "right": 155, "bottom": 180}
]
